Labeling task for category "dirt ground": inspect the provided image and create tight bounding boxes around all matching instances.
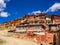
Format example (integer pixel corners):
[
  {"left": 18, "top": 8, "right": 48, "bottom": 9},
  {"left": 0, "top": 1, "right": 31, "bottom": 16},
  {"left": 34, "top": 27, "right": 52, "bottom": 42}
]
[{"left": 0, "top": 30, "right": 38, "bottom": 45}]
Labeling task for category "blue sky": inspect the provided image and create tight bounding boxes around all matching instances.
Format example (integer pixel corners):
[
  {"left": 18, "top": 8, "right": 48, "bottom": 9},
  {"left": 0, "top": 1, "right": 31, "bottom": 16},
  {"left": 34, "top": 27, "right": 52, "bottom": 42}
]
[{"left": 0, "top": 0, "right": 60, "bottom": 24}]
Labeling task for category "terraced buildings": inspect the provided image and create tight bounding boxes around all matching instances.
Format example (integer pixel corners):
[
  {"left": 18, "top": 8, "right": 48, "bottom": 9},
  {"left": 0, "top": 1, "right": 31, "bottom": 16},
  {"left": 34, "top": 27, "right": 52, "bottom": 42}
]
[
  {"left": 16, "top": 13, "right": 60, "bottom": 32},
  {"left": 0, "top": 18, "right": 21, "bottom": 30},
  {"left": 0, "top": 13, "right": 60, "bottom": 31}
]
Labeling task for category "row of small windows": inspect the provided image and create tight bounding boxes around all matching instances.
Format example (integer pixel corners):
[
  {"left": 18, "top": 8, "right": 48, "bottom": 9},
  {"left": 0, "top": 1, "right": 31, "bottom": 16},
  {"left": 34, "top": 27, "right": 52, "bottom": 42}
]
[{"left": 17, "top": 26, "right": 44, "bottom": 30}]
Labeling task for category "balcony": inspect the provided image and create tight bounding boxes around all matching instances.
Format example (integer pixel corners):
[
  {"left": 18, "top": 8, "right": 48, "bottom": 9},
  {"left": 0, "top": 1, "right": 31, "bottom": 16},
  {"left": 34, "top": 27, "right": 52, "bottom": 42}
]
[
  {"left": 16, "top": 25, "right": 46, "bottom": 32},
  {"left": 48, "top": 24, "right": 60, "bottom": 32}
]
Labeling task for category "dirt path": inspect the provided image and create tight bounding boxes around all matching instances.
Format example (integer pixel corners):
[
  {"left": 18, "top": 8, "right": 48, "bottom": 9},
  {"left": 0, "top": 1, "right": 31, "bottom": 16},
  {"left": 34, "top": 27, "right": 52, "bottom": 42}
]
[{"left": 0, "top": 35, "right": 38, "bottom": 45}]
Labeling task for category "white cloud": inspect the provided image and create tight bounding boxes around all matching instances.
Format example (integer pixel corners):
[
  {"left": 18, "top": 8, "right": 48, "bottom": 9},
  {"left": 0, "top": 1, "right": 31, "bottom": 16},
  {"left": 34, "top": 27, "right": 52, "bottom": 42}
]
[
  {"left": 0, "top": 0, "right": 6, "bottom": 11},
  {"left": 28, "top": 3, "right": 60, "bottom": 14},
  {"left": 27, "top": 10, "right": 41, "bottom": 15},
  {"left": 0, "top": 0, "right": 10, "bottom": 17},
  {"left": 32, "top": 10, "right": 41, "bottom": 15},
  {"left": 0, "top": 12, "right": 9, "bottom": 17},
  {"left": 46, "top": 3, "right": 60, "bottom": 12}
]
